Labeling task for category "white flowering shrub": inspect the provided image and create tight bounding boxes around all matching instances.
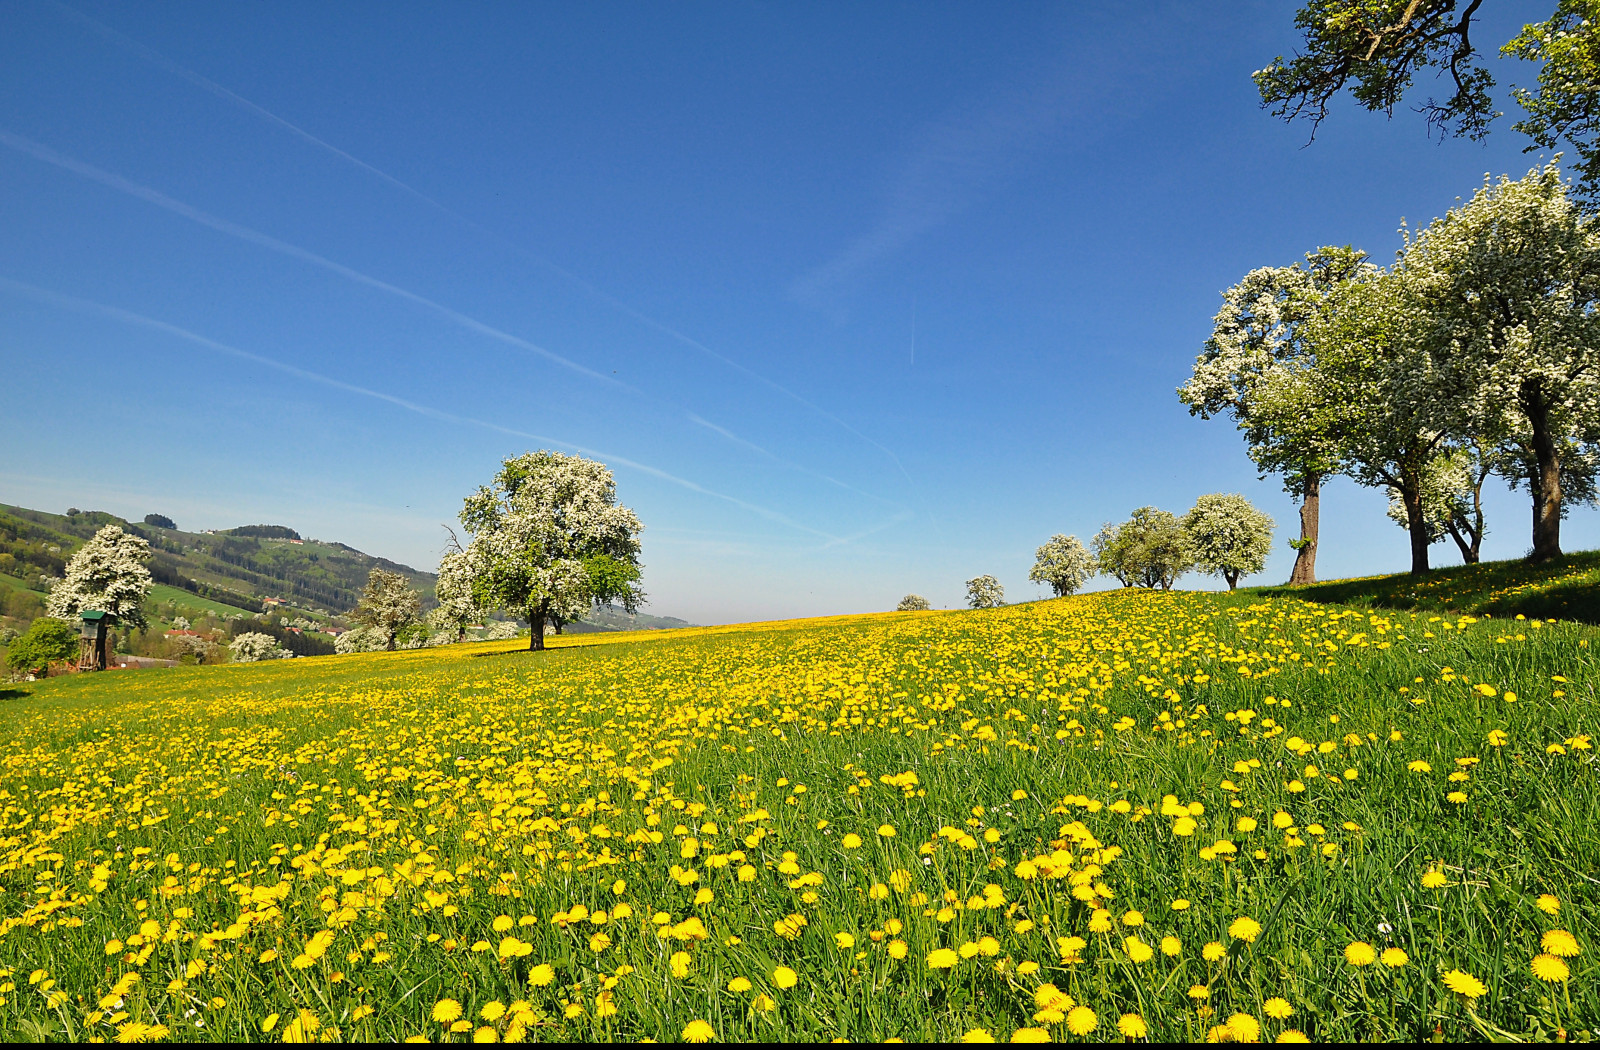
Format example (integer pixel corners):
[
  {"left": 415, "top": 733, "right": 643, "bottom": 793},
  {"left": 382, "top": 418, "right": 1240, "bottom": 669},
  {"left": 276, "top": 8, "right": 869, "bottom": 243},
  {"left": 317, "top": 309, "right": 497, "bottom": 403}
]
[
  {"left": 896, "top": 594, "right": 932, "bottom": 611},
  {"left": 334, "top": 625, "right": 388, "bottom": 654},
  {"left": 229, "top": 632, "right": 288, "bottom": 663},
  {"left": 965, "top": 576, "right": 1004, "bottom": 609}
]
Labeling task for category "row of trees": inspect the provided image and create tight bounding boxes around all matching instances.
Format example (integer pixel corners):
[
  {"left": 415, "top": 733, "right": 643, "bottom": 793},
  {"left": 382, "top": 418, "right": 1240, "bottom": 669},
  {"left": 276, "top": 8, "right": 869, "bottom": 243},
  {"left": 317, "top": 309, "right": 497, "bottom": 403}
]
[
  {"left": 1183, "top": 163, "right": 1600, "bottom": 578},
  {"left": 892, "top": 494, "right": 1275, "bottom": 613}
]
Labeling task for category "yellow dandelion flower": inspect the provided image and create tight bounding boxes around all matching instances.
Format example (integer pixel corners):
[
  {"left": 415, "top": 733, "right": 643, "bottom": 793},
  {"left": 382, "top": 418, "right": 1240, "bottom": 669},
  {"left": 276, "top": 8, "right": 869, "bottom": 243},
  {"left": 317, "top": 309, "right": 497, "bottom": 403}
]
[
  {"left": 432, "top": 999, "right": 463, "bottom": 1024},
  {"left": 1276, "top": 1030, "right": 1311, "bottom": 1043},
  {"left": 1202, "top": 941, "right": 1227, "bottom": 963},
  {"left": 1161, "top": 936, "right": 1182, "bottom": 957},
  {"left": 1380, "top": 947, "right": 1408, "bottom": 968},
  {"left": 1543, "top": 929, "right": 1581, "bottom": 958},
  {"left": 878, "top": 825, "right": 897, "bottom": 838},
  {"left": 527, "top": 964, "right": 556, "bottom": 988},
  {"left": 1344, "top": 941, "right": 1376, "bottom": 967},
  {"left": 1227, "top": 1013, "right": 1261, "bottom": 1043},
  {"left": 1421, "top": 869, "right": 1448, "bottom": 889},
  {"left": 480, "top": 1002, "right": 505, "bottom": 1021},
  {"left": 472, "top": 1026, "right": 497, "bottom": 1043},
  {"left": 1009, "top": 1027, "right": 1050, "bottom": 1042},
  {"left": 671, "top": 951, "right": 692, "bottom": 978},
  {"left": 1532, "top": 954, "right": 1570, "bottom": 982},
  {"left": 961, "top": 1030, "right": 996, "bottom": 1043},
  {"left": 773, "top": 966, "right": 799, "bottom": 989},
  {"left": 1117, "top": 1013, "right": 1148, "bottom": 1038},
  {"left": 1536, "top": 894, "right": 1560, "bottom": 916},
  {"left": 1263, "top": 997, "right": 1292, "bottom": 1020},
  {"left": 927, "top": 948, "right": 960, "bottom": 969},
  {"left": 1442, "top": 969, "right": 1486, "bottom": 999},
  {"left": 728, "top": 976, "right": 752, "bottom": 993},
  {"left": 1065, "top": 1006, "right": 1097, "bottom": 1036},
  {"left": 888, "top": 939, "right": 909, "bottom": 959},
  {"left": 1228, "top": 916, "right": 1262, "bottom": 942},
  {"left": 682, "top": 1019, "right": 716, "bottom": 1043}
]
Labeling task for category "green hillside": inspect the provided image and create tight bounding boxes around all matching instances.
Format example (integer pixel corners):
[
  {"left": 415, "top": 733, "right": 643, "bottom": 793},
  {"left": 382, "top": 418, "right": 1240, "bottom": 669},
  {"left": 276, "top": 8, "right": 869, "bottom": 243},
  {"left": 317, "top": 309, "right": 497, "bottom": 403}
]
[
  {"left": 1248, "top": 549, "right": 1600, "bottom": 623},
  {"left": 0, "top": 503, "right": 436, "bottom": 620}
]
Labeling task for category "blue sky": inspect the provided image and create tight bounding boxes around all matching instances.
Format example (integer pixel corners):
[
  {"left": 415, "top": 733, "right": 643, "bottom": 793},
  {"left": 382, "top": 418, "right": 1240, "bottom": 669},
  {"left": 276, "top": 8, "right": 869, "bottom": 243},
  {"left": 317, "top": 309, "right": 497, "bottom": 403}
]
[{"left": 4, "top": 0, "right": 1591, "bottom": 624}]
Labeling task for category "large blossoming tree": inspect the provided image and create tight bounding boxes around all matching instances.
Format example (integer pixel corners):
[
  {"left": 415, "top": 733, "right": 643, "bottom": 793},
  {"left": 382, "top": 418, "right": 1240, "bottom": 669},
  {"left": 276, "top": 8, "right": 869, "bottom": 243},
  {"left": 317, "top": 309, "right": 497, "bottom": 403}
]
[
  {"left": 1180, "top": 248, "right": 1366, "bottom": 585},
  {"left": 1399, "top": 161, "right": 1600, "bottom": 561},
  {"left": 46, "top": 524, "right": 152, "bottom": 627},
  {"left": 457, "top": 451, "right": 644, "bottom": 651}
]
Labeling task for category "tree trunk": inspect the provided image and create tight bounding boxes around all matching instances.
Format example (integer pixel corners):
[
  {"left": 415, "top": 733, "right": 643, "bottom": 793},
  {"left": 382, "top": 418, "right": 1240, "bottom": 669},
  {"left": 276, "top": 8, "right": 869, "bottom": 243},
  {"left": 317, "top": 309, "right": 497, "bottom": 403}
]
[
  {"left": 1288, "top": 474, "right": 1321, "bottom": 586},
  {"left": 528, "top": 604, "right": 546, "bottom": 651},
  {"left": 1445, "top": 521, "right": 1479, "bottom": 565},
  {"left": 1403, "top": 485, "right": 1431, "bottom": 575},
  {"left": 1525, "top": 382, "right": 1563, "bottom": 562},
  {"left": 456, "top": 626, "right": 466, "bottom": 644},
  {"left": 1225, "top": 570, "right": 1238, "bottom": 591}
]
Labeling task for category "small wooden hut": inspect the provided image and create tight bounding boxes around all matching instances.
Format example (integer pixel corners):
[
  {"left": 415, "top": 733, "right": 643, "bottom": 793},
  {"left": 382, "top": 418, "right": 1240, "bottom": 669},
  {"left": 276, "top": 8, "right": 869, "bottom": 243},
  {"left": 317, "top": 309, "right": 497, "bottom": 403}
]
[{"left": 78, "top": 610, "right": 118, "bottom": 672}]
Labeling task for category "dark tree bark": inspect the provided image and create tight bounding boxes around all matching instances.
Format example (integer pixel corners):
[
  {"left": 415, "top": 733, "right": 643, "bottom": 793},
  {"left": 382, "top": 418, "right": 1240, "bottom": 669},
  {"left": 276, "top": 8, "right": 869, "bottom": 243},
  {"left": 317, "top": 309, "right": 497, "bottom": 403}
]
[
  {"left": 528, "top": 602, "right": 547, "bottom": 651},
  {"left": 1225, "top": 569, "right": 1239, "bottom": 591},
  {"left": 1289, "top": 474, "right": 1321, "bottom": 586},
  {"left": 1403, "top": 484, "right": 1432, "bottom": 575},
  {"left": 1523, "top": 380, "right": 1564, "bottom": 562}
]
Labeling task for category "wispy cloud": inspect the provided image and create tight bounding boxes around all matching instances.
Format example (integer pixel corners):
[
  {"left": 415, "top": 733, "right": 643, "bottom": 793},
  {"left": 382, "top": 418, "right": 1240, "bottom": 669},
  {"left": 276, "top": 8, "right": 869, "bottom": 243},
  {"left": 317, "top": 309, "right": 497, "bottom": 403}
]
[
  {"left": 0, "top": 128, "right": 623, "bottom": 389},
  {"left": 42, "top": 2, "right": 920, "bottom": 502},
  {"left": 0, "top": 276, "right": 842, "bottom": 542},
  {"left": 790, "top": 59, "right": 1086, "bottom": 308}
]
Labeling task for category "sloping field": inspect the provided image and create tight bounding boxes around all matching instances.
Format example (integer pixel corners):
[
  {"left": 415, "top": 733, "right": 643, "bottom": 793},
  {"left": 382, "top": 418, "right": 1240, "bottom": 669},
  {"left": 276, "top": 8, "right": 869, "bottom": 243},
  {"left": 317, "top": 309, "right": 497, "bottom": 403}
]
[
  {"left": 1250, "top": 550, "right": 1600, "bottom": 625},
  {"left": 0, "top": 591, "right": 1594, "bottom": 1042}
]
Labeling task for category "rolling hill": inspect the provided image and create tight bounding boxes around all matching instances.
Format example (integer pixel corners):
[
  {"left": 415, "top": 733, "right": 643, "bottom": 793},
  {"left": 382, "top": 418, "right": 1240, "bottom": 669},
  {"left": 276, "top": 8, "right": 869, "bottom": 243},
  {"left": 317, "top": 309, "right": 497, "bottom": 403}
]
[{"left": 0, "top": 503, "right": 435, "bottom": 620}]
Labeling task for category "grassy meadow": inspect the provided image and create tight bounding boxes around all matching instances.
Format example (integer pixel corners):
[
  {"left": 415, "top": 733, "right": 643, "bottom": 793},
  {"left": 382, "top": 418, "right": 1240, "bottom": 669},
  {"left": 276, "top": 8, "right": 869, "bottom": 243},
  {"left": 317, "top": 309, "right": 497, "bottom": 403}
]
[{"left": 0, "top": 590, "right": 1594, "bottom": 1042}]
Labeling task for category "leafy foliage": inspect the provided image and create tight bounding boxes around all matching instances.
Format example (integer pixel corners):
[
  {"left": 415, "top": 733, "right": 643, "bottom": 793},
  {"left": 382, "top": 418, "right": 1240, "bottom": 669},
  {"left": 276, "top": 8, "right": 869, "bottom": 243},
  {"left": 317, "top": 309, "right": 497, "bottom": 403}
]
[
  {"left": 457, "top": 451, "right": 644, "bottom": 651},
  {"left": 3, "top": 617, "right": 77, "bottom": 674},
  {"left": 351, "top": 569, "right": 422, "bottom": 652},
  {"left": 1094, "top": 509, "right": 1194, "bottom": 590},
  {"left": 895, "top": 594, "right": 933, "bottom": 612},
  {"left": 141, "top": 514, "right": 176, "bottom": 530}
]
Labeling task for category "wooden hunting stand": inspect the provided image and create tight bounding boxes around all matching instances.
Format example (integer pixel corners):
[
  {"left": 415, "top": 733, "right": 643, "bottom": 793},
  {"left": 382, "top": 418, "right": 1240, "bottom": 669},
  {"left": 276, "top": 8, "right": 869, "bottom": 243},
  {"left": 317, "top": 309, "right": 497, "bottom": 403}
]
[{"left": 78, "top": 610, "right": 117, "bottom": 672}]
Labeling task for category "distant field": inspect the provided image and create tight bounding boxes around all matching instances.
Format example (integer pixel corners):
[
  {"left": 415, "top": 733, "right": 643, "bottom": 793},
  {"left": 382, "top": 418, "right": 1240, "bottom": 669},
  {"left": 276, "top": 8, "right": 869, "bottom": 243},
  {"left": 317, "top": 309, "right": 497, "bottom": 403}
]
[
  {"left": 0, "top": 591, "right": 1594, "bottom": 1042},
  {"left": 144, "top": 583, "right": 259, "bottom": 621},
  {"left": 1250, "top": 549, "right": 1600, "bottom": 624}
]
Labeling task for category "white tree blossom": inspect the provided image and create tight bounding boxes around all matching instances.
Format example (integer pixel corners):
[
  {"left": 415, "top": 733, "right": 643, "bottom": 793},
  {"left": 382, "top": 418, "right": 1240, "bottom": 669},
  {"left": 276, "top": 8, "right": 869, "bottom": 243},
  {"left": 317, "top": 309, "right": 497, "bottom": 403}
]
[
  {"left": 895, "top": 594, "right": 932, "bottom": 611},
  {"left": 1180, "top": 249, "right": 1369, "bottom": 585},
  {"left": 46, "top": 525, "right": 153, "bottom": 627},
  {"left": 229, "top": 631, "right": 288, "bottom": 662},
  {"left": 351, "top": 568, "right": 422, "bottom": 651},
  {"left": 1401, "top": 160, "right": 1600, "bottom": 561},
  {"left": 483, "top": 620, "right": 521, "bottom": 641},
  {"left": 1182, "top": 494, "right": 1275, "bottom": 590},
  {"left": 965, "top": 576, "right": 1005, "bottom": 609},
  {"left": 334, "top": 625, "right": 388, "bottom": 654},
  {"left": 430, "top": 547, "right": 485, "bottom": 643},
  {"left": 458, "top": 451, "right": 644, "bottom": 652},
  {"left": 1028, "top": 535, "right": 1096, "bottom": 597}
]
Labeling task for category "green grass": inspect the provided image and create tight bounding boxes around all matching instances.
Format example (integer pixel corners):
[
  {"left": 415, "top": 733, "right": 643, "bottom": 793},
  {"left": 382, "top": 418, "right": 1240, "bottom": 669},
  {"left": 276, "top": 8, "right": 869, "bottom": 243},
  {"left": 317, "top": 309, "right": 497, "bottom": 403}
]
[
  {"left": 1248, "top": 549, "right": 1600, "bottom": 624},
  {"left": 0, "top": 591, "right": 1595, "bottom": 1042},
  {"left": 144, "top": 584, "right": 259, "bottom": 622}
]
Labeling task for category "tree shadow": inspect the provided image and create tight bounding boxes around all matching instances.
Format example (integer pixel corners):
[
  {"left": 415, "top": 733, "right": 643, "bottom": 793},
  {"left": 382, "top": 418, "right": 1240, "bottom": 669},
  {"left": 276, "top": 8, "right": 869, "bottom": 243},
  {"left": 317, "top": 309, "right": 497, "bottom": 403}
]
[{"left": 0, "top": 687, "right": 32, "bottom": 702}]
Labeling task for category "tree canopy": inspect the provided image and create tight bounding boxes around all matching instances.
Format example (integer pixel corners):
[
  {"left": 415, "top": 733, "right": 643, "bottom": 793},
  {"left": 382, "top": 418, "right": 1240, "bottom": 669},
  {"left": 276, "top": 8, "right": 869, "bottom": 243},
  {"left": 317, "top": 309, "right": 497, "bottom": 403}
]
[
  {"left": 1259, "top": 1, "right": 1600, "bottom": 201},
  {"left": 457, "top": 451, "right": 644, "bottom": 651},
  {"left": 895, "top": 594, "right": 933, "bottom": 611},
  {"left": 351, "top": 568, "right": 422, "bottom": 651},
  {"left": 45, "top": 524, "right": 152, "bottom": 628},
  {"left": 965, "top": 576, "right": 1005, "bottom": 609},
  {"left": 1183, "top": 495, "right": 1276, "bottom": 590},
  {"left": 1028, "top": 535, "right": 1096, "bottom": 597},
  {"left": 1093, "top": 509, "right": 1194, "bottom": 590}
]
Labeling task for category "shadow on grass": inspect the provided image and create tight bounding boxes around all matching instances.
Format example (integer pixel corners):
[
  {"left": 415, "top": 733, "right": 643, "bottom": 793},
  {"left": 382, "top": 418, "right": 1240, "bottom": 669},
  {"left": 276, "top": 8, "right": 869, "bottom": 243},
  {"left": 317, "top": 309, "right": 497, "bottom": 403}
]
[
  {"left": 0, "top": 687, "right": 32, "bottom": 702},
  {"left": 1249, "top": 549, "right": 1600, "bottom": 624}
]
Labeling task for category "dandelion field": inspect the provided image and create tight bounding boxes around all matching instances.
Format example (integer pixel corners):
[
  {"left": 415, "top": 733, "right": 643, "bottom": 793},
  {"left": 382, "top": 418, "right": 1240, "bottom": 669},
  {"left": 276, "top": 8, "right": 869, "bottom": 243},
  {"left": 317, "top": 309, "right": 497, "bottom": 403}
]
[{"left": 0, "top": 591, "right": 1595, "bottom": 1042}]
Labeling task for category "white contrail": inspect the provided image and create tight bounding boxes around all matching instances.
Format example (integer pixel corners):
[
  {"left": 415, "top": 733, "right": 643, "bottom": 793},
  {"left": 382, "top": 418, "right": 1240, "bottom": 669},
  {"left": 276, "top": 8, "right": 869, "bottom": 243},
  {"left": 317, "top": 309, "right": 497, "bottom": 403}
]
[
  {"left": 686, "top": 413, "right": 900, "bottom": 508},
  {"left": 0, "top": 127, "right": 625, "bottom": 390},
  {"left": 0, "top": 275, "right": 842, "bottom": 542},
  {"left": 42, "top": 0, "right": 924, "bottom": 500}
]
